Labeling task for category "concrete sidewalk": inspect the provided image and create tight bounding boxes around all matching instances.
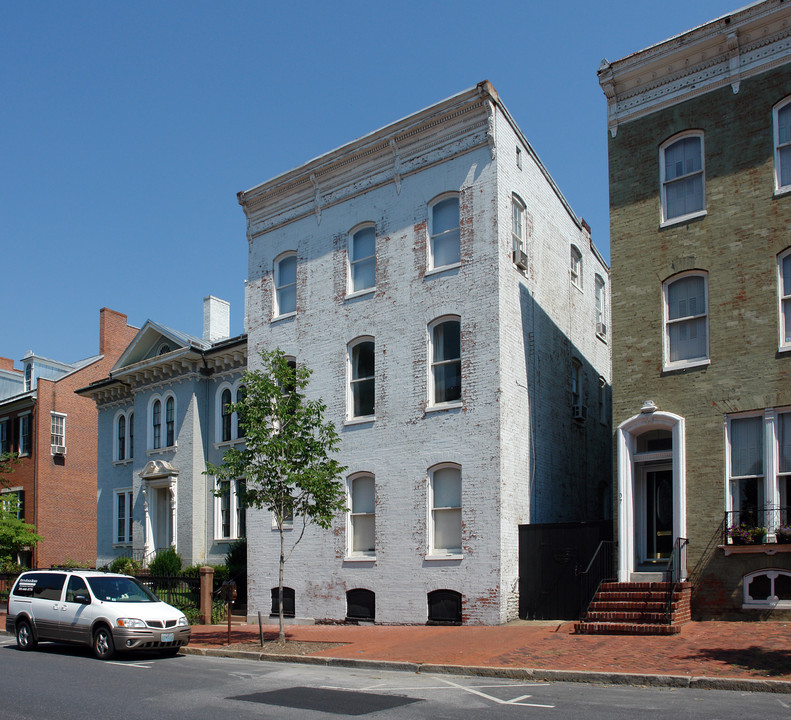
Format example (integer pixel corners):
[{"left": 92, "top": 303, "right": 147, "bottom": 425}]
[
  {"left": 3, "top": 610, "right": 791, "bottom": 692},
  {"left": 185, "top": 618, "right": 791, "bottom": 692}
]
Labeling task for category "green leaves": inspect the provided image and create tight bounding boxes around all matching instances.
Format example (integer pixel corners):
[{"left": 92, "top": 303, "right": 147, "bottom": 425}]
[{"left": 206, "top": 349, "right": 347, "bottom": 532}]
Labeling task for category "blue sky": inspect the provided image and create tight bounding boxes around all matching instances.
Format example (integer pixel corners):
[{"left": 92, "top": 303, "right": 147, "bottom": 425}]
[{"left": 2, "top": 0, "right": 735, "bottom": 366}]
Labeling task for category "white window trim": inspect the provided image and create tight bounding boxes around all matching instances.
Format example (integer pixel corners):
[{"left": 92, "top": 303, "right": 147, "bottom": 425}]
[
  {"left": 346, "top": 337, "right": 375, "bottom": 423},
  {"left": 426, "top": 463, "right": 463, "bottom": 560},
  {"left": 778, "top": 248, "right": 791, "bottom": 352},
  {"left": 427, "top": 193, "right": 462, "bottom": 273},
  {"left": 146, "top": 392, "right": 177, "bottom": 454},
  {"left": 662, "top": 271, "right": 710, "bottom": 372},
  {"left": 113, "top": 409, "right": 134, "bottom": 464},
  {"left": 17, "top": 411, "right": 31, "bottom": 457},
  {"left": 113, "top": 488, "right": 133, "bottom": 546},
  {"left": 1, "top": 486, "right": 25, "bottom": 520},
  {"left": 659, "top": 131, "right": 707, "bottom": 227},
  {"left": 213, "top": 478, "right": 245, "bottom": 542},
  {"left": 511, "top": 194, "right": 525, "bottom": 255},
  {"left": 773, "top": 97, "right": 791, "bottom": 195},
  {"left": 50, "top": 412, "right": 66, "bottom": 453},
  {"left": 347, "top": 222, "right": 376, "bottom": 298},
  {"left": 428, "top": 315, "right": 462, "bottom": 410},
  {"left": 346, "top": 473, "right": 376, "bottom": 560},
  {"left": 273, "top": 251, "right": 297, "bottom": 320},
  {"left": 570, "top": 245, "right": 583, "bottom": 290},
  {"left": 595, "top": 274, "right": 607, "bottom": 340},
  {"left": 725, "top": 407, "right": 791, "bottom": 540},
  {"left": 214, "top": 379, "right": 245, "bottom": 446},
  {"left": 743, "top": 569, "right": 791, "bottom": 609}
]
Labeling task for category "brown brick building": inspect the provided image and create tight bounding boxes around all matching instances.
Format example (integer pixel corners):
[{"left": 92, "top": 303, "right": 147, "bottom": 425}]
[
  {"left": 0, "top": 309, "right": 137, "bottom": 568},
  {"left": 600, "top": 0, "right": 791, "bottom": 618}
]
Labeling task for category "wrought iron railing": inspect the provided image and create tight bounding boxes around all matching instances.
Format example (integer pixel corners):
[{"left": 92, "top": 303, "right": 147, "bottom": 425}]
[
  {"left": 722, "top": 506, "right": 790, "bottom": 545},
  {"left": 577, "top": 540, "right": 616, "bottom": 620},
  {"left": 663, "top": 536, "right": 688, "bottom": 623}
]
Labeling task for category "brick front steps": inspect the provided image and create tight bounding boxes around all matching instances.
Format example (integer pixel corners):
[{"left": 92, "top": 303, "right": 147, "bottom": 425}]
[{"left": 574, "top": 581, "right": 692, "bottom": 635}]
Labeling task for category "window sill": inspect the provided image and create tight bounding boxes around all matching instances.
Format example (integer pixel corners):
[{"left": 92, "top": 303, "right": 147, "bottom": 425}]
[
  {"left": 345, "top": 288, "right": 375, "bottom": 301},
  {"left": 344, "top": 416, "right": 375, "bottom": 427},
  {"left": 425, "top": 402, "right": 463, "bottom": 414},
  {"left": 596, "top": 332, "right": 608, "bottom": 344},
  {"left": 271, "top": 311, "right": 296, "bottom": 324},
  {"left": 344, "top": 555, "right": 376, "bottom": 563},
  {"left": 214, "top": 439, "right": 245, "bottom": 449},
  {"left": 773, "top": 185, "right": 791, "bottom": 199},
  {"left": 660, "top": 209, "right": 707, "bottom": 229},
  {"left": 425, "top": 553, "right": 463, "bottom": 561},
  {"left": 213, "top": 537, "right": 243, "bottom": 543},
  {"left": 720, "top": 543, "right": 791, "bottom": 557},
  {"left": 112, "top": 459, "right": 133, "bottom": 467},
  {"left": 778, "top": 344, "right": 791, "bottom": 354},
  {"left": 662, "top": 358, "right": 710, "bottom": 373},
  {"left": 112, "top": 542, "right": 133, "bottom": 548},
  {"left": 571, "top": 281, "right": 583, "bottom": 293},
  {"left": 146, "top": 445, "right": 176, "bottom": 457},
  {"left": 425, "top": 262, "right": 461, "bottom": 278}
]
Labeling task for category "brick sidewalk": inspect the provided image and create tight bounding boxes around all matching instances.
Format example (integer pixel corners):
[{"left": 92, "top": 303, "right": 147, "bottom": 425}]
[
  {"left": 189, "top": 620, "right": 791, "bottom": 681},
  {"left": 4, "top": 610, "right": 790, "bottom": 682}
]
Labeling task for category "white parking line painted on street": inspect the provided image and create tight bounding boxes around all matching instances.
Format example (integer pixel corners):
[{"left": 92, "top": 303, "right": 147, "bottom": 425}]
[
  {"left": 438, "top": 677, "right": 555, "bottom": 708},
  {"left": 107, "top": 661, "right": 153, "bottom": 669}
]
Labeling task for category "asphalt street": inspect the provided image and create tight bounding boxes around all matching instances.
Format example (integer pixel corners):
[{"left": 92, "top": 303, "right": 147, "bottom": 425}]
[{"left": 3, "top": 640, "right": 791, "bottom": 719}]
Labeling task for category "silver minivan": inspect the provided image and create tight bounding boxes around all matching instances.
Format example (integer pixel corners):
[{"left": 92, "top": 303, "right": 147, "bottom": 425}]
[{"left": 6, "top": 569, "right": 191, "bottom": 660}]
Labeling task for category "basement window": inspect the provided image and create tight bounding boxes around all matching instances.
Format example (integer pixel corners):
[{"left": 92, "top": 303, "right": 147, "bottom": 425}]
[{"left": 743, "top": 569, "right": 791, "bottom": 609}]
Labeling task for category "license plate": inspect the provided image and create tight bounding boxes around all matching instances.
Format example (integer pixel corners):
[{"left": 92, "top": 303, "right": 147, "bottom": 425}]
[{"left": 161, "top": 632, "right": 174, "bottom": 643}]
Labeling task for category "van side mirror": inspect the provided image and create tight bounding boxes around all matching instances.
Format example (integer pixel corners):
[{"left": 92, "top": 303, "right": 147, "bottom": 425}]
[{"left": 74, "top": 593, "right": 91, "bottom": 605}]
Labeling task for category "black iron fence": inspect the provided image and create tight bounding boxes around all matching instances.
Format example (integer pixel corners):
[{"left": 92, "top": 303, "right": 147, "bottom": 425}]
[
  {"left": 722, "top": 506, "right": 791, "bottom": 544},
  {"left": 664, "top": 536, "right": 689, "bottom": 623}
]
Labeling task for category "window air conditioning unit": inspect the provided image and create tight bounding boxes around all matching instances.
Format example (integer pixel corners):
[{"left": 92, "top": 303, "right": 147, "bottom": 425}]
[
  {"left": 572, "top": 405, "right": 588, "bottom": 421},
  {"left": 51, "top": 445, "right": 66, "bottom": 456},
  {"left": 513, "top": 250, "right": 528, "bottom": 270},
  {"left": 596, "top": 322, "right": 607, "bottom": 337}
]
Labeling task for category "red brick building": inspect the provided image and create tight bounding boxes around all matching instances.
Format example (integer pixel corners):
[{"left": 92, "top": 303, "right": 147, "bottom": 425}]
[{"left": 0, "top": 308, "right": 137, "bottom": 568}]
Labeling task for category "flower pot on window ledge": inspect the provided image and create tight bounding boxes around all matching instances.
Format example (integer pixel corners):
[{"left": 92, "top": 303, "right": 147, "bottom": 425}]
[
  {"left": 727, "top": 524, "right": 768, "bottom": 545},
  {"left": 776, "top": 526, "right": 791, "bottom": 544}
]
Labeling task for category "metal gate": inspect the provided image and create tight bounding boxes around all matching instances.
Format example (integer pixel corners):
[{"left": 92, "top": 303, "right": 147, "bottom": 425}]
[{"left": 518, "top": 521, "right": 612, "bottom": 620}]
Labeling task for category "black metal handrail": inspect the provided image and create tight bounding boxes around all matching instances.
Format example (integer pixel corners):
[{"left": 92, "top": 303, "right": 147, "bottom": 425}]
[
  {"left": 577, "top": 540, "right": 616, "bottom": 620},
  {"left": 664, "top": 536, "right": 688, "bottom": 623}
]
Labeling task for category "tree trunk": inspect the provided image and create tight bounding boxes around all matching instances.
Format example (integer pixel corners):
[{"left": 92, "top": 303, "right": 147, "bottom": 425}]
[{"left": 278, "top": 524, "right": 285, "bottom": 643}]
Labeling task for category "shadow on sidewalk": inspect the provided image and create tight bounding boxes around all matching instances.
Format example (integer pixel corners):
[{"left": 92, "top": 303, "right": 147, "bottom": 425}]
[{"left": 683, "top": 646, "right": 791, "bottom": 677}]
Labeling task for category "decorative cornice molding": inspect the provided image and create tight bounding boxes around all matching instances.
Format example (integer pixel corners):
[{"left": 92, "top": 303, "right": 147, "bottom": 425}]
[{"left": 599, "top": 1, "right": 791, "bottom": 135}]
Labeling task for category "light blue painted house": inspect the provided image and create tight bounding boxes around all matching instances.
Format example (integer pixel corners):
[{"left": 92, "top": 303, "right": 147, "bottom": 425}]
[{"left": 79, "top": 297, "right": 247, "bottom": 568}]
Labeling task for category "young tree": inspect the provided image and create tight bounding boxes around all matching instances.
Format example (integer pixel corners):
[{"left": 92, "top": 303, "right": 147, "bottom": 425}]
[
  {"left": 0, "top": 493, "right": 41, "bottom": 571},
  {"left": 0, "top": 451, "right": 20, "bottom": 489},
  {"left": 206, "top": 350, "right": 347, "bottom": 642}
]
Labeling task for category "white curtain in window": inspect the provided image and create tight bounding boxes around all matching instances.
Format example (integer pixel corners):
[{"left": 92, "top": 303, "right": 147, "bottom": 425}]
[
  {"left": 351, "top": 476, "right": 375, "bottom": 553},
  {"left": 664, "top": 137, "right": 703, "bottom": 218},
  {"left": 432, "top": 467, "right": 461, "bottom": 553},
  {"left": 668, "top": 276, "right": 707, "bottom": 362},
  {"left": 782, "top": 254, "right": 791, "bottom": 343},
  {"left": 779, "top": 105, "right": 791, "bottom": 187},
  {"left": 276, "top": 255, "right": 297, "bottom": 314}
]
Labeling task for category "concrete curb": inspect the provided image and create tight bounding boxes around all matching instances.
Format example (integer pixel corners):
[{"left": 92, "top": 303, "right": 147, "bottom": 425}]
[{"left": 181, "top": 646, "right": 791, "bottom": 694}]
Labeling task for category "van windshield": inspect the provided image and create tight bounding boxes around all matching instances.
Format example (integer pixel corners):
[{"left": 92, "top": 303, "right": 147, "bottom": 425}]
[{"left": 86, "top": 576, "right": 160, "bottom": 603}]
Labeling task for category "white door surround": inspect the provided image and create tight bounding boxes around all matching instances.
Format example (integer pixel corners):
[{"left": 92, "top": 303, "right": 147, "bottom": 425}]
[{"left": 616, "top": 408, "right": 687, "bottom": 582}]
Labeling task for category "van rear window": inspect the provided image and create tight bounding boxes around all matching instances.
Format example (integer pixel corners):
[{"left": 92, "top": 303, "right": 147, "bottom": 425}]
[{"left": 12, "top": 573, "right": 66, "bottom": 601}]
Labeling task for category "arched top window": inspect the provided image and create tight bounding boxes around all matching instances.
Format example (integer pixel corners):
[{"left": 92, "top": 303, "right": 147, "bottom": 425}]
[
  {"left": 346, "top": 588, "right": 375, "bottom": 621},
  {"left": 428, "top": 316, "right": 461, "bottom": 407},
  {"left": 215, "top": 380, "right": 246, "bottom": 444},
  {"left": 348, "top": 338, "right": 375, "bottom": 420},
  {"left": 570, "top": 245, "right": 582, "bottom": 289},
  {"left": 595, "top": 274, "right": 607, "bottom": 337},
  {"left": 114, "top": 410, "right": 133, "bottom": 462},
  {"left": 348, "top": 224, "right": 376, "bottom": 295},
  {"left": 663, "top": 271, "right": 709, "bottom": 369},
  {"left": 743, "top": 569, "right": 791, "bottom": 609},
  {"left": 778, "top": 248, "right": 791, "bottom": 350},
  {"left": 660, "top": 131, "right": 705, "bottom": 224},
  {"left": 774, "top": 97, "right": 791, "bottom": 192},
  {"left": 348, "top": 473, "right": 375, "bottom": 558},
  {"left": 427, "top": 589, "right": 462, "bottom": 624},
  {"left": 274, "top": 251, "right": 297, "bottom": 318},
  {"left": 149, "top": 394, "right": 176, "bottom": 450},
  {"left": 428, "top": 194, "right": 461, "bottom": 271},
  {"left": 512, "top": 194, "right": 526, "bottom": 255},
  {"left": 428, "top": 463, "right": 462, "bottom": 557}
]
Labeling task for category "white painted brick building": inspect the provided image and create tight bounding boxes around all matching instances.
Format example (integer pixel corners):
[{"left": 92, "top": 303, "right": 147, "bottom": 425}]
[{"left": 238, "top": 81, "right": 611, "bottom": 625}]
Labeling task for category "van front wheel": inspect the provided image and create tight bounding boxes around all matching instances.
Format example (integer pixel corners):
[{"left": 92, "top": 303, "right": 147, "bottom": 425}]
[{"left": 93, "top": 626, "right": 115, "bottom": 660}]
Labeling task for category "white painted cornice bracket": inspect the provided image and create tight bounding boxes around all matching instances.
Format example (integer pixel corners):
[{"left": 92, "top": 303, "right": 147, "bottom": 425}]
[
  {"left": 727, "top": 30, "right": 741, "bottom": 94},
  {"left": 485, "top": 100, "right": 496, "bottom": 159},
  {"left": 597, "top": 59, "right": 619, "bottom": 138},
  {"left": 389, "top": 138, "right": 402, "bottom": 195},
  {"left": 310, "top": 173, "right": 322, "bottom": 225}
]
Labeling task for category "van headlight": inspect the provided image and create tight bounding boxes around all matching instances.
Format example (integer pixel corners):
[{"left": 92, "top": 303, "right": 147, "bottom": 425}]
[
  {"left": 176, "top": 615, "right": 189, "bottom": 627},
  {"left": 116, "top": 618, "right": 146, "bottom": 628}
]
